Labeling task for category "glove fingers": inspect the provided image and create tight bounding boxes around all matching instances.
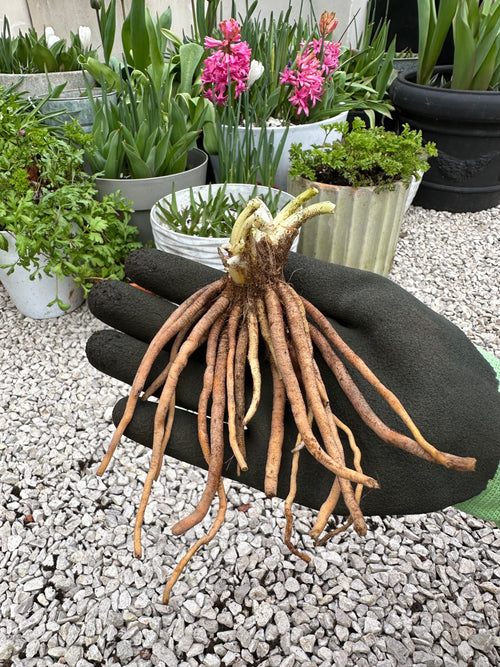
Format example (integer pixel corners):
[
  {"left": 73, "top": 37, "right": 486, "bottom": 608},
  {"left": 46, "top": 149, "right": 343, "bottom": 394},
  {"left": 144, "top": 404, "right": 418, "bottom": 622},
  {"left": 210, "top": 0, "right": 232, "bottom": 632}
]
[
  {"left": 109, "top": 396, "right": 349, "bottom": 515},
  {"left": 124, "top": 248, "right": 224, "bottom": 302},
  {"left": 87, "top": 329, "right": 204, "bottom": 413},
  {"left": 109, "top": 394, "right": 498, "bottom": 519},
  {"left": 88, "top": 280, "right": 177, "bottom": 343}
]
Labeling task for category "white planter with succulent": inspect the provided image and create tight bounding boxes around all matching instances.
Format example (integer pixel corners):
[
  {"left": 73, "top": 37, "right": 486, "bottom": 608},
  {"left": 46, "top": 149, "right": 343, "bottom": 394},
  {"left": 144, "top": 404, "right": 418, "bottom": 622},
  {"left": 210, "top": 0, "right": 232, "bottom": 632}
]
[{"left": 150, "top": 184, "right": 296, "bottom": 269}]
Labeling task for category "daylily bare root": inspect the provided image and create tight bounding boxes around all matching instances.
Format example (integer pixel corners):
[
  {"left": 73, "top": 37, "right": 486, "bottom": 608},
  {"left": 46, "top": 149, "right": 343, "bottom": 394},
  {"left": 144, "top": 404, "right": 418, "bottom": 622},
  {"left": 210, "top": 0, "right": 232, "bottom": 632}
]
[{"left": 97, "top": 187, "right": 476, "bottom": 604}]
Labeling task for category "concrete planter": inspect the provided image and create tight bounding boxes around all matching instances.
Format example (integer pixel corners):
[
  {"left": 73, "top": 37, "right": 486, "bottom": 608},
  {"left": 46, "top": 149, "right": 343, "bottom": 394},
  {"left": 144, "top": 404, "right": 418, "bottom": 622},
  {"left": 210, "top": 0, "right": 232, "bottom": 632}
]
[{"left": 95, "top": 148, "right": 209, "bottom": 245}]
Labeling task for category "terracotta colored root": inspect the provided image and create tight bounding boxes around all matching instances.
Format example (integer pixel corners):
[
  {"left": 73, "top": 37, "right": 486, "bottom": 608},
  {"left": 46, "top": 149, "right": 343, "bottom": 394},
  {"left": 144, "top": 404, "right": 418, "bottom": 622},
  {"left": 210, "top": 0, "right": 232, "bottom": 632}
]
[
  {"left": 264, "top": 285, "right": 378, "bottom": 490},
  {"left": 98, "top": 187, "right": 477, "bottom": 603},
  {"left": 97, "top": 278, "right": 226, "bottom": 476},
  {"left": 226, "top": 304, "right": 248, "bottom": 471},
  {"left": 170, "top": 329, "right": 229, "bottom": 537},
  {"left": 284, "top": 433, "right": 311, "bottom": 563},
  {"left": 233, "top": 323, "right": 249, "bottom": 472},
  {"left": 276, "top": 281, "right": 367, "bottom": 536},
  {"left": 133, "top": 294, "right": 231, "bottom": 557},
  {"left": 162, "top": 480, "right": 228, "bottom": 604},
  {"left": 307, "top": 319, "right": 476, "bottom": 472},
  {"left": 244, "top": 306, "right": 261, "bottom": 425},
  {"left": 264, "top": 363, "right": 287, "bottom": 498}
]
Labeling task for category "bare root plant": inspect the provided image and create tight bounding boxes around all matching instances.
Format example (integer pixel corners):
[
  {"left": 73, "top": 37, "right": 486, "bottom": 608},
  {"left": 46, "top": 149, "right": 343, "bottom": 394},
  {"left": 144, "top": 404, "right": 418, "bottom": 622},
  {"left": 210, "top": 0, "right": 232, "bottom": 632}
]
[{"left": 96, "top": 187, "right": 476, "bottom": 603}]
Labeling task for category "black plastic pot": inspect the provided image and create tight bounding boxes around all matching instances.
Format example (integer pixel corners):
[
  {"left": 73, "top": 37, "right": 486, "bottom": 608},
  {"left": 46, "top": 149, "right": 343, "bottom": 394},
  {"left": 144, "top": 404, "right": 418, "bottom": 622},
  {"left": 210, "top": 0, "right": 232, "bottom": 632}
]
[{"left": 390, "top": 67, "right": 500, "bottom": 212}]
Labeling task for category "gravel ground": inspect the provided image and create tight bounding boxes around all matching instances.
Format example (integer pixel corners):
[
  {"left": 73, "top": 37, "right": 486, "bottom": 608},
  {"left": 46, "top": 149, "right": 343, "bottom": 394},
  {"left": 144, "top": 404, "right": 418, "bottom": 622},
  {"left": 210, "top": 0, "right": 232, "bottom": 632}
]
[{"left": 0, "top": 203, "right": 499, "bottom": 667}]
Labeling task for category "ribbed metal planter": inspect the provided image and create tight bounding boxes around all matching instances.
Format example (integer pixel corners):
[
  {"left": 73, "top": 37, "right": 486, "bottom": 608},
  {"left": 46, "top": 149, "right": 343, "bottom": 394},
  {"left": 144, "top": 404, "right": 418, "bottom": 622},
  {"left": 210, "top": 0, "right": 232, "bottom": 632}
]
[
  {"left": 288, "top": 176, "right": 410, "bottom": 276},
  {"left": 0, "top": 70, "right": 88, "bottom": 97}
]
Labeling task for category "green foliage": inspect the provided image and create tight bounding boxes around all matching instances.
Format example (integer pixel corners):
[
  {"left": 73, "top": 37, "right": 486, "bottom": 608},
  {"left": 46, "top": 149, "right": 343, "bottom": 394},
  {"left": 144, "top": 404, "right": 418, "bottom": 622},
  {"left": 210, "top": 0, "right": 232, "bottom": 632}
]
[
  {"left": 0, "top": 87, "right": 142, "bottom": 305},
  {"left": 337, "top": 6, "right": 397, "bottom": 125},
  {"left": 92, "top": 0, "right": 117, "bottom": 65},
  {"left": 156, "top": 184, "right": 286, "bottom": 238},
  {"left": 82, "top": 1, "right": 212, "bottom": 179},
  {"left": 190, "top": 0, "right": 224, "bottom": 43},
  {"left": 192, "top": 0, "right": 395, "bottom": 127},
  {"left": 288, "top": 117, "right": 438, "bottom": 190},
  {"left": 0, "top": 16, "right": 95, "bottom": 74},
  {"left": 209, "top": 92, "right": 289, "bottom": 187},
  {"left": 417, "top": 0, "right": 500, "bottom": 90}
]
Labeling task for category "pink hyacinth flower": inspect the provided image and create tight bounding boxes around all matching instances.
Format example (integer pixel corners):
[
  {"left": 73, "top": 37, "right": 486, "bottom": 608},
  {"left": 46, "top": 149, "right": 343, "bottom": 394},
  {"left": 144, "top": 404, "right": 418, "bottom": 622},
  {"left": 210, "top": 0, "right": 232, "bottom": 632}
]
[{"left": 201, "top": 19, "right": 252, "bottom": 105}]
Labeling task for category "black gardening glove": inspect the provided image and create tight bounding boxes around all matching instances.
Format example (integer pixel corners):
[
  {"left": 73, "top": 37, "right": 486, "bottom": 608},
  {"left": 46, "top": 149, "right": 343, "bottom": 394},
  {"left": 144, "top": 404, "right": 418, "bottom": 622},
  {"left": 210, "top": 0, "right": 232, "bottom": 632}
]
[{"left": 86, "top": 248, "right": 500, "bottom": 517}]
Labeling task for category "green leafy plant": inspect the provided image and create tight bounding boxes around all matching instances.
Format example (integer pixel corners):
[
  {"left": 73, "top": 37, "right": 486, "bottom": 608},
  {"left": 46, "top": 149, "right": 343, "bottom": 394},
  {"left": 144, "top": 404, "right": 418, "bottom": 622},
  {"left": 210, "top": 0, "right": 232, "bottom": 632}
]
[
  {"left": 82, "top": 0, "right": 213, "bottom": 179},
  {"left": 87, "top": 0, "right": 172, "bottom": 80},
  {"left": 337, "top": 5, "right": 397, "bottom": 125},
  {"left": 288, "top": 117, "right": 437, "bottom": 190},
  {"left": 156, "top": 183, "right": 285, "bottom": 237},
  {"left": 417, "top": 0, "right": 500, "bottom": 90},
  {"left": 208, "top": 92, "right": 289, "bottom": 187},
  {"left": 0, "top": 16, "right": 95, "bottom": 74},
  {"left": 194, "top": 0, "right": 395, "bottom": 126},
  {"left": 0, "top": 87, "right": 142, "bottom": 309}
]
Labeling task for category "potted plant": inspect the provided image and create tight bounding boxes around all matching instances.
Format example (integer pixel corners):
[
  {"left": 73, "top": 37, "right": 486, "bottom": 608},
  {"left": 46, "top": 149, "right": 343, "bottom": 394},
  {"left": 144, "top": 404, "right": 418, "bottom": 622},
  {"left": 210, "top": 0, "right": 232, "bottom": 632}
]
[
  {"left": 389, "top": 0, "right": 500, "bottom": 212},
  {"left": 0, "top": 16, "right": 100, "bottom": 124},
  {"left": 80, "top": 0, "right": 213, "bottom": 243},
  {"left": 197, "top": 2, "right": 396, "bottom": 190},
  {"left": 0, "top": 87, "right": 142, "bottom": 318},
  {"left": 287, "top": 117, "right": 437, "bottom": 275},
  {"left": 150, "top": 183, "right": 296, "bottom": 269}
]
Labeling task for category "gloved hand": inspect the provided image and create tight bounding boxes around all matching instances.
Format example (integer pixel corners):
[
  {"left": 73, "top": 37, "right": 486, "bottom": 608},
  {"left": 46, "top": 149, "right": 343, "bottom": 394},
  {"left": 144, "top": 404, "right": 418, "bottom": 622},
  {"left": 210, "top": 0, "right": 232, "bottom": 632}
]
[{"left": 86, "top": 248, "right": 500, "bottom": 521}]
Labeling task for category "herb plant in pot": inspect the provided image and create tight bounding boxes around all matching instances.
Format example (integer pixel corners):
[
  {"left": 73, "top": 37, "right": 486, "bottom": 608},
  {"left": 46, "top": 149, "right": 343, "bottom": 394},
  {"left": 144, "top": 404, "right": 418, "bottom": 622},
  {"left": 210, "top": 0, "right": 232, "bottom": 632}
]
[
  {"left": 150, "top": 183, "right": 295, "bottom": 269},
  {"left": 0, "top": 88, "right": 142, "bottom": 318},
  {"left": 389, "top": 0, "right": 500, "bottom": 212},
  {"left": 81, "top": 0, "right": 213, "bottom": 244},
  {"left": 198, "top": 5, "right": 395, "bottom": 191},
  {"left": 287, "top": 117, "right": 437, "bottom": 275}
]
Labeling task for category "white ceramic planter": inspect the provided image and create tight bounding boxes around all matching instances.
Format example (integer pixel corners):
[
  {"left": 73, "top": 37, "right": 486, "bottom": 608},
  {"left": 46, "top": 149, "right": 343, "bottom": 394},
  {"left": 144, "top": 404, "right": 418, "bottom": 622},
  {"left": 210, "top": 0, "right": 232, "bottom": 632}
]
[
  {"left": 150, "top": 184, "right": 296, "bottom": 270},
  {"left": 0, "top": 232, "right": 84, "bottom": 319},
  {"left": 95, "top": 148, "right": 208, "bottom": 244},
  {"left": 288, "top": 175, "right": 410, "bottom": 276},
  {"left": 214, "top": 112, "right": 348, "bottom": 191}
]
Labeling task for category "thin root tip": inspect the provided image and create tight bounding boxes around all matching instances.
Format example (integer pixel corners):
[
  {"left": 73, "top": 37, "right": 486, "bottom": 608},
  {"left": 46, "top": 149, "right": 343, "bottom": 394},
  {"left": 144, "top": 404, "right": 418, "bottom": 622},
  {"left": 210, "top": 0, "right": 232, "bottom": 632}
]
[{"left": 444, "top": 455, "right": 477, "bottom": 472}]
